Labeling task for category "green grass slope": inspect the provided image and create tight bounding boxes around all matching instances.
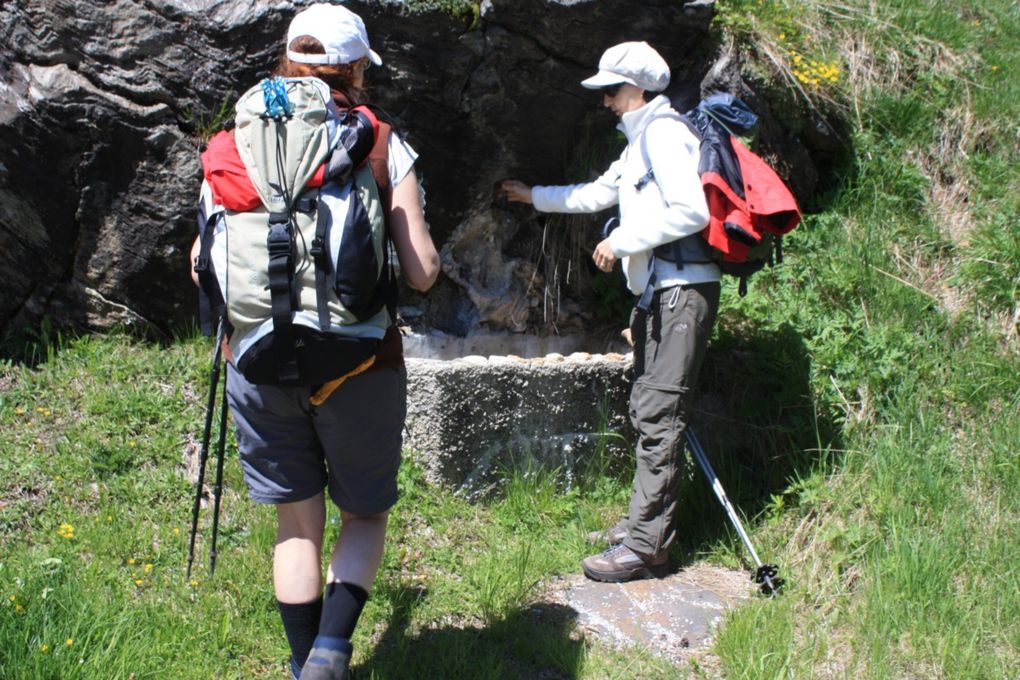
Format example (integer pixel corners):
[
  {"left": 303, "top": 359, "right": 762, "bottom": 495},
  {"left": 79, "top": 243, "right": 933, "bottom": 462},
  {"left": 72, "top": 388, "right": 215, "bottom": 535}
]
[{"left": 710, "top": 1, "right": 1019, "bottom": 677}]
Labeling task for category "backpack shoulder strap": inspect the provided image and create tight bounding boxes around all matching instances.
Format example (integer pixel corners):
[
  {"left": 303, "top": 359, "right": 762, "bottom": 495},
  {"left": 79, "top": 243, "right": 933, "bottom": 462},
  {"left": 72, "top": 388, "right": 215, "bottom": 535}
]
[
  {"left": 367, "top": 120, "right": 399, "bottom": 322},
  {"left": 367, "top": 119, "right": 393, "bottom": 205},
  {"left": 195, "top": 195, "right": 226, "bottom": 337},
  {"left": 638, "top": 119, "right": 712, "bottom": 272},
  {"left": 360, "top": 110, "right": 398, "bottom": 322},
  {"left": 679, "top": 114, "right": 704, "bottom": 143}
]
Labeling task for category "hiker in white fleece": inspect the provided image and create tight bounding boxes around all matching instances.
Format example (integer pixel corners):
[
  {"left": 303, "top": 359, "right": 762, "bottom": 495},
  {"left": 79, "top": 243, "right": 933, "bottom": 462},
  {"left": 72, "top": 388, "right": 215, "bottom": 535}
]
[{"left": 501, "top": 41, "right": 721, "bottom": 583}]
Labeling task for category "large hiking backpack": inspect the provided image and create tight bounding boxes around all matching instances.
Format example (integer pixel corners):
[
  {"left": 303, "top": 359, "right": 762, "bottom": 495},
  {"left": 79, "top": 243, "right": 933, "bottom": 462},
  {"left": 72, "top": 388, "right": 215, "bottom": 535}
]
[
  {"left": 653, "top": 93, "right": 802, "bottom": 296},
  {"left": 194, "top": 76, "right": 395, "bottom": 387}
]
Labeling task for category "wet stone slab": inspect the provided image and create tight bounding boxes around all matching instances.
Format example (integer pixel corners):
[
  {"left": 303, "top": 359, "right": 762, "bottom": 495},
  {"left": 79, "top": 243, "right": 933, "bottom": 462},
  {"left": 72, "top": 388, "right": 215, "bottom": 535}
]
[{"left": 548, "top": 566, "right": 752, "bottom": 664}]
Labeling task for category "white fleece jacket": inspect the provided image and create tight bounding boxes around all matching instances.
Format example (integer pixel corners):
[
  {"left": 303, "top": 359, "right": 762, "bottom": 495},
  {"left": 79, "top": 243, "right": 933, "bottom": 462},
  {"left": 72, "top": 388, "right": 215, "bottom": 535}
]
[{"left": 532, "top": 95, "right": 718, "bottom": 295}]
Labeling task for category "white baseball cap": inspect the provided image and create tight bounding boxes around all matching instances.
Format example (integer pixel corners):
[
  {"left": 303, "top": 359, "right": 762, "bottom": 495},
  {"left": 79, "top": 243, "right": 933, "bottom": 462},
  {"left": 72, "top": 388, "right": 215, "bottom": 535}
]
[
  {"left": 287, "top": 3, "right": 382, "bottom": 67},
  {"left": 580, "top": 41, "right": 670, "bottom": 93}
]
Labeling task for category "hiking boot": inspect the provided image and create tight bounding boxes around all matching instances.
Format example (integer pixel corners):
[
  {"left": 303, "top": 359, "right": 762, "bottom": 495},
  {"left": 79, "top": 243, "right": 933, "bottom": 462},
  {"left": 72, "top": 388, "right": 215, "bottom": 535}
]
[
  {"left": 581, "top": 543, "right": 669, "bottom": 583},
  {"left": 298, "top": 636, "right": 352, "bottom": 680},
  {"left": 586, "top": 519, "right": 629, "bottom": 546}
]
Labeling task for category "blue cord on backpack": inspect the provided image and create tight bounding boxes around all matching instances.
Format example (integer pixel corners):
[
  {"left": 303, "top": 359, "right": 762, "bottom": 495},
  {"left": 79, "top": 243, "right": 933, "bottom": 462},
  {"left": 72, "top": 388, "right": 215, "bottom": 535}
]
[{"left": 261, "top": 77, "right": 294, "bottom": 119}]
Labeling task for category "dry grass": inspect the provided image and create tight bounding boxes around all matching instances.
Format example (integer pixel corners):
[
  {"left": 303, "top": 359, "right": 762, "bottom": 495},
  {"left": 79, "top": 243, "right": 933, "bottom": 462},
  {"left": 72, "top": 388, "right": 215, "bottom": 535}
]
[{"left": 782, "top": 2, "right": 998, "bottom": 324}]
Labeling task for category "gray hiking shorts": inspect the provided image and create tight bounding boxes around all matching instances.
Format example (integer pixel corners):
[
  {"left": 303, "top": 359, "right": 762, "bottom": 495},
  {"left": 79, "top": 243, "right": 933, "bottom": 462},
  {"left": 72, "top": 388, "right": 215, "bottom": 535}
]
[{"left": 226, "top": 364, "right": 406, "bottom": 514}]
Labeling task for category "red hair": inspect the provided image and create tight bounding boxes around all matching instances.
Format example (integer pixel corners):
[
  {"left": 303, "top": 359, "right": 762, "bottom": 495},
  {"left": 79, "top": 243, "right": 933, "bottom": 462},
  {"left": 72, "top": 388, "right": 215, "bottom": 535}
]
[{"left": 274, "top": 35, "right": 368, "bottom": 105}]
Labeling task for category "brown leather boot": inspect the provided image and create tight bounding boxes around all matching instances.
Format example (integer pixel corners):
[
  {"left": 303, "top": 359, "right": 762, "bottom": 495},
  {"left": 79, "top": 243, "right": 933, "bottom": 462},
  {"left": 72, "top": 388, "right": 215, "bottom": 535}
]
[{"left": 581, "top": 543, "right": 669, "bottom": 582}]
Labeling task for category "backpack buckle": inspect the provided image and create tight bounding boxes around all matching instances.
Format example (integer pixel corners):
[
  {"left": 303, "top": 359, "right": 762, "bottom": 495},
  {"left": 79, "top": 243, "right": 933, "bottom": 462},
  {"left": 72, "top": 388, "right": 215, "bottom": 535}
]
[
  {"left": 294, "top": 196, "right": 317, "bottom": 214},
  {"left": 193, "top": 255, "right": 209, "bottom": 274},
  {"left": 267, "top": 219, "right": 292, "bottom": 257},
  {"left": 635, "top": 169, "right": 654, "bottom": 190},
  {"left": 310, "top": 236, "right": 326, "bottom": 260}
]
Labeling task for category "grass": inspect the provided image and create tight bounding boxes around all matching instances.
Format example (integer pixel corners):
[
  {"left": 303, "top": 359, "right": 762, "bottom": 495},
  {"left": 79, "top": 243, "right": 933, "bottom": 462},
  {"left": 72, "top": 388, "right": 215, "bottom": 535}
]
[
  {"left": 2, "top": 0, "right": 1019, "bottom": 677},
  {"left": 0, "top": 333, "right": 682, "bottom": 679},
  {"left": 707, "top": 0, "right": 1020, "bottom": 677}
]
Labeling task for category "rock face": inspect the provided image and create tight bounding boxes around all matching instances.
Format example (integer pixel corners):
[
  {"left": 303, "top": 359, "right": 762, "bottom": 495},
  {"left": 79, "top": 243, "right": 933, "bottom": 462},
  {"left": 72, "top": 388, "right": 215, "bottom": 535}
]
[{"left": 0, "top": 0, "right": 839, "bottom": 339}]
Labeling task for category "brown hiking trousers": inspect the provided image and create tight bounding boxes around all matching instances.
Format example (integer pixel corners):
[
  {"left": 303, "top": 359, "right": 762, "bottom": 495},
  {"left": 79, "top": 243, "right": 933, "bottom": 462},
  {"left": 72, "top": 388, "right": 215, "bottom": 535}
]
[{"left": 624, "top": 281, "right": 720, "bottom": 558}]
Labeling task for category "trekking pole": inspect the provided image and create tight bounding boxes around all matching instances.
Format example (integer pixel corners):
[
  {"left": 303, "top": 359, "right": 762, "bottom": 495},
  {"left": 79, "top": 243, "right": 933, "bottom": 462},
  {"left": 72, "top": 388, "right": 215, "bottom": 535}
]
[
  {"left": 684, "top": 427, "right": 782, "bottom": 595},
  {"left": 208, "top": 362, "right": 229, "bottom": 578},
  {"left": 187, "top": 319, "right": 225, "bottom": 581}
]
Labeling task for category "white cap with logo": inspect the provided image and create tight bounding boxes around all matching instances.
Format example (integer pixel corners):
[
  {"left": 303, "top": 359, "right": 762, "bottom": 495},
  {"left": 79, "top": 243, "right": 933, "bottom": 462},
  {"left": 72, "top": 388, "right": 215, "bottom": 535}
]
[
  {"left": 580, "top": 41, "right": 670, "bottom": 93},
  {"left": 287, "top": 3, "right": 382, "bottom": 67}
]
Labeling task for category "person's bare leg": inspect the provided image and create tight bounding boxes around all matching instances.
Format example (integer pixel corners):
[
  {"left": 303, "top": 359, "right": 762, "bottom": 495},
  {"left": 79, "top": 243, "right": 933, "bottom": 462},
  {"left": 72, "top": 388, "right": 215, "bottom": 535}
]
[
  {"left": 275, "top": 494, "right": 326, "bottom": 677},
  {"left": 327, "top": 510, "right": 389, "bottom": 589},
  {"left": 275, "top": 494, "right": 327, "bottom": 601}
]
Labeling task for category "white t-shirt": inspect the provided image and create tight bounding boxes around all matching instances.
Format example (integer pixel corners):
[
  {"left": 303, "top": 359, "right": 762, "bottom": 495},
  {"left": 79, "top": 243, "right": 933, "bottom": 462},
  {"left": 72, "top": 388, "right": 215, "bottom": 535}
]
[
  {"left": 387, "top": 133, "right": 417, "bottom": 188},
  {"left": 386, "top": 132, "right": 425, "bottom": 210}
]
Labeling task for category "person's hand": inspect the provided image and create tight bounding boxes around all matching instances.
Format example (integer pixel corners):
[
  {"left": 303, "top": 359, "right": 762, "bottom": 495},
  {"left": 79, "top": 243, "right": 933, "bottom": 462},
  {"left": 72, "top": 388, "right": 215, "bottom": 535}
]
[
  {"left": 593, "top": 238, "right": 617, "bottom": 272},
  {"left": 500, "top": 179, "right": 533, "bottom": 204}
]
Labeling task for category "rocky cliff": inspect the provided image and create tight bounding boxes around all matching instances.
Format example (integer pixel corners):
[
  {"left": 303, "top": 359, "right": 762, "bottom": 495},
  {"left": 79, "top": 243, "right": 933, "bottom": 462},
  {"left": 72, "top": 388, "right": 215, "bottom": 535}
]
[{"left": 0, "top": 0, "right": 839, "bottom": 341}]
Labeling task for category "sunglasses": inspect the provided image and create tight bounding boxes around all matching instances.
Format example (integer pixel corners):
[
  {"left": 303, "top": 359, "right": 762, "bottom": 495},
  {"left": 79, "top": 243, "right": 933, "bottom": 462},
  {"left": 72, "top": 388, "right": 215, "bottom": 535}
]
[{"left": 600, "top": 84, "right": 623, "bottom": 97}]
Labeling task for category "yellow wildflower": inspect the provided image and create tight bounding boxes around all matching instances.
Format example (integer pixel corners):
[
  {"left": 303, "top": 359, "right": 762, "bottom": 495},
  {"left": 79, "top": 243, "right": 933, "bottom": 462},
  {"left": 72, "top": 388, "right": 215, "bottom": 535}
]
[
  {"left": 40, "top": 644, "right": 49, "bottom": 653},
  {"left": 15, "top": 604, "right": 25, "bottom": 614},
  {"left": 190, "top": 579, "right": 199, "bottom": 588},
  {"left": 127, "top": 558, "right": 136, "bottom": 566},
  {"left": 172, "top": 527, "right": 180, "bottom": 536},
  {"left": 14, "top": 407, "right": 24, "bottom": 416},
  {"left": 143, "top": 563, "right": 153, "bottom": 574},
  {"left": 65, "top": 639, "right": 74, "bottom": 647},
  {"left": 134, "top": 579, "right": 144, "bottom": 586},
  {"left": 57, "top": 523, "right": 75, "bottom": 540}
]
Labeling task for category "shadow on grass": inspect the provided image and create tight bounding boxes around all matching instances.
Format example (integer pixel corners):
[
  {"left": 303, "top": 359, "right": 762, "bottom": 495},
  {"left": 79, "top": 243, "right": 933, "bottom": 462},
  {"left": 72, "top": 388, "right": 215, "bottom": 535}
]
[
  {"left": 358, "top": 584, "right": 585, "bottom": 680},
  {"left": 672, "top": 320, "right": 841, "bottom": 569},
  {"left": 0, "top": 317, "right": 207, "bottom": 368}
]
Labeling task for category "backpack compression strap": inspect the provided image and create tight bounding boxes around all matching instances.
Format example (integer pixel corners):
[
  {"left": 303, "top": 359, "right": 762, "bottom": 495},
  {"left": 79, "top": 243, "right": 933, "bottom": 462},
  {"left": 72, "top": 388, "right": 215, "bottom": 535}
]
[{"left": 266, "top": 210, "right": 299, "bottom": 383}]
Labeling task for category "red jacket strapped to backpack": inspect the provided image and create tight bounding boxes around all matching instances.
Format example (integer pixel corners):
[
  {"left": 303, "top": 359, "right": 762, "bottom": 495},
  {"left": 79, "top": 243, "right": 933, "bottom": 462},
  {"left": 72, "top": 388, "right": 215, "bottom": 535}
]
[{"left": 699, "top": 135, "right": 801, "bottom": 264}]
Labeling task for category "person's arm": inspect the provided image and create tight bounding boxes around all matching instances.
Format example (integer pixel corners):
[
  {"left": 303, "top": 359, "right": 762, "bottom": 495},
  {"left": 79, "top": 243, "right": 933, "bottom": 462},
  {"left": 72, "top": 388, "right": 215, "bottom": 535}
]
[
  {"left": 501, "top": 158, "right": 623, "bottom": 214},
  {"left": 388, "top": 171, "right": 439, "bottom": 292},
  {"left": 532, "top": 159, "right": 622, "bottom": 214},
  {"left": 607, "top": 121, "right": 709, "bottom": 256},
  {"left": 189, "top": 236, "right": 201, "bottom": 286}
]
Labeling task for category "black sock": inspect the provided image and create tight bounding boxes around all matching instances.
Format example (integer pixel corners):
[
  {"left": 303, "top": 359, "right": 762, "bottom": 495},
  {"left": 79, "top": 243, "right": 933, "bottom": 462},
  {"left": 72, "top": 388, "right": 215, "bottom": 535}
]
[
  {"left": 318, "top": 582, "right": 368, "bottom": 640},
  {"left": 277, "top": 597, "right": 323, "bottom": 667}
]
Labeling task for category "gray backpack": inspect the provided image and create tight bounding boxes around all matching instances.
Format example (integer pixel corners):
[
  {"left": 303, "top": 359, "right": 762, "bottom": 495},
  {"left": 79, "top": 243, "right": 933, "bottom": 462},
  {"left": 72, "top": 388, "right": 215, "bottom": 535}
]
[{"left": 194, "top": 76, "right": 394, "bottom": 386}]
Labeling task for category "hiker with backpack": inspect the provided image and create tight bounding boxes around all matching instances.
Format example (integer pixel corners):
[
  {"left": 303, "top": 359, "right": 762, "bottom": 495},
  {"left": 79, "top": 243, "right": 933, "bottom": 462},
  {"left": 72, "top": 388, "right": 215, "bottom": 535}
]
[
  {"left": 500, "top": 41, "right": 721, "bottom": 583},
  {"left": 190, "top": 4, "right": 438, "bottom": 678}
]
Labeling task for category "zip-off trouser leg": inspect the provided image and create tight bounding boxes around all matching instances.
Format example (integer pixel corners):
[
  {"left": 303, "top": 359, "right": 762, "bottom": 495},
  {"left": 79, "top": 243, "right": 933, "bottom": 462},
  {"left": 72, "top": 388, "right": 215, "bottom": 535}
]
[{"left": 624, "top": 281, "right": 720, "bottom": 558}]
